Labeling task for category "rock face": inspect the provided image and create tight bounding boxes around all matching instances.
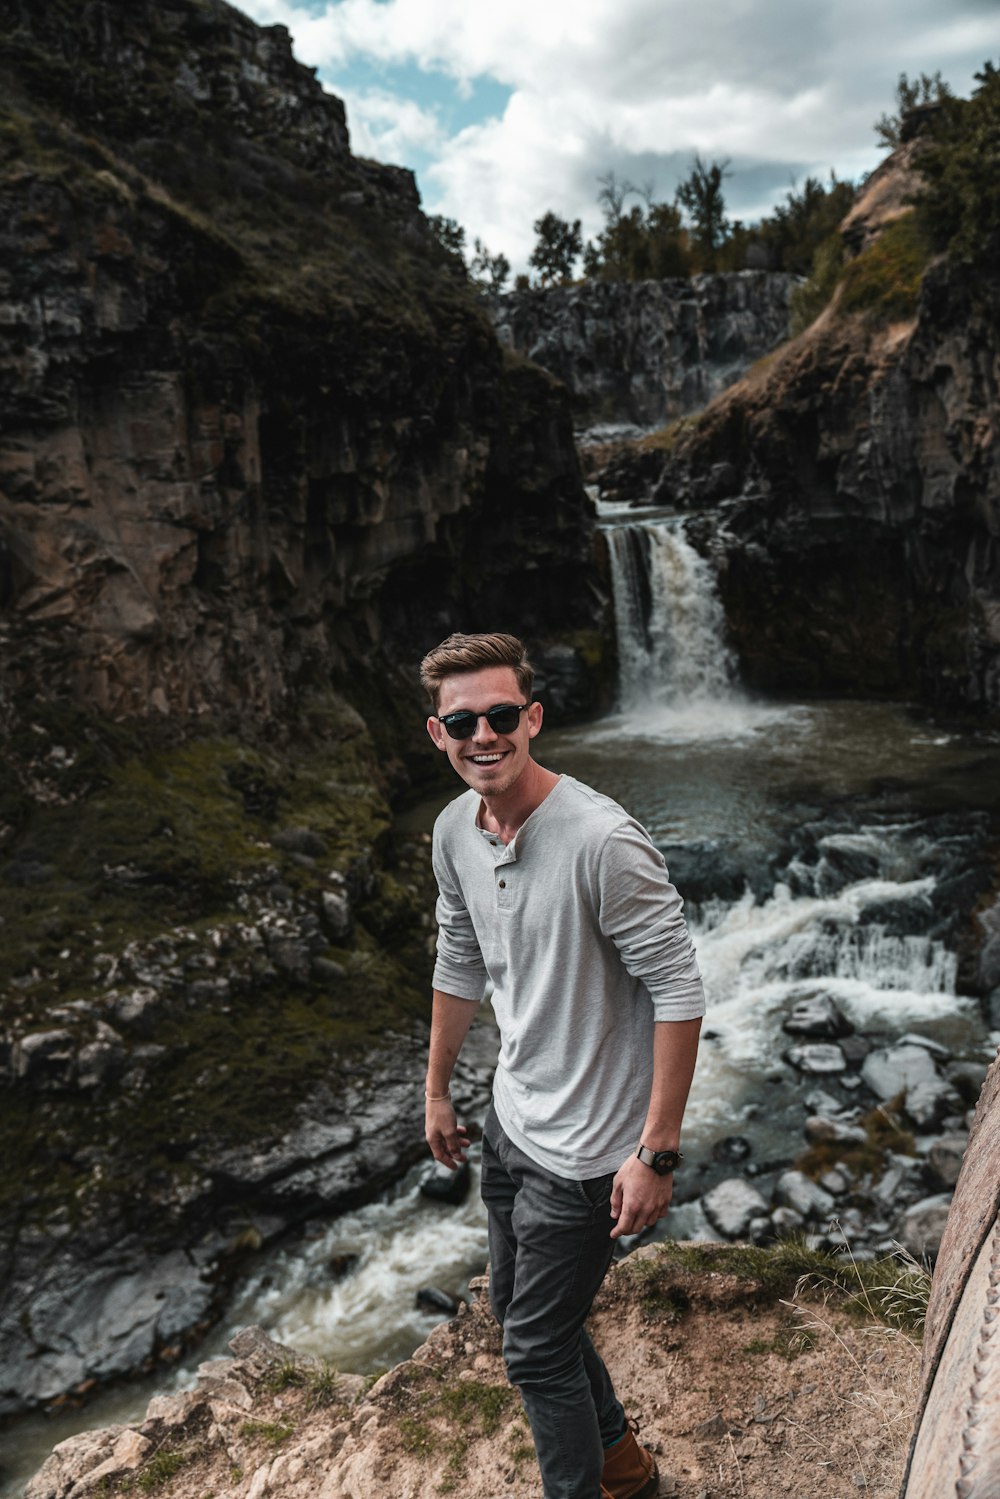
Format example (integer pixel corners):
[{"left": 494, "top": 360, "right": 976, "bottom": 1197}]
[
  {"left": 0, "top": 0, "right": 607, "bottom": 1420},
  {"left": 0, "top": 0, "right": 608, "bottom": 732},
  {"left": 492, "top": 273, "right": 796, "bottom": 428},
  {"left": 648, "top": 148, "right": 1000, "bottom": 717}
]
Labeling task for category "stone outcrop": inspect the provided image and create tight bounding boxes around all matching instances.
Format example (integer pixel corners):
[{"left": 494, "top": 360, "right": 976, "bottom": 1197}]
[
  {"left": 493, "top": 272, "right": 796, "bottom": 428},
  {"left": 902, "top": 1048, "right": 1000, "bottom": 1496},
  {"left": 0, "top": 0, "right": 608, "bottom": 734},
  {"left": 22, "top": 1250, "right": 921, "bottom": 1499}
]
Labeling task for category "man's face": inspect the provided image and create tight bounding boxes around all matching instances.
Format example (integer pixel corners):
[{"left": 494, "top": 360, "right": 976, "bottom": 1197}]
[{"left": 426, "top": 665, "right": 543, "bottom": 798}]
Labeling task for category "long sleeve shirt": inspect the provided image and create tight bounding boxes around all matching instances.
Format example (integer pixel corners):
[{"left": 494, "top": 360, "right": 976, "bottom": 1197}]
[{"left": 431, "top": 773, "right": 705, "bottom": 1177}]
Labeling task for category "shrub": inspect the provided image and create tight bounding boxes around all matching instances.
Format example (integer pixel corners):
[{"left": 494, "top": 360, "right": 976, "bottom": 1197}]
[{"left": 838, "top": 213, "right": 931, "bottom": 323}]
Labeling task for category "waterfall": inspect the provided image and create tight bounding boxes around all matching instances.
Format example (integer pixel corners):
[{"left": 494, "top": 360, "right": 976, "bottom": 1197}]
[{"left": 605, "top": 516, "right": 738, "bottom": 710}]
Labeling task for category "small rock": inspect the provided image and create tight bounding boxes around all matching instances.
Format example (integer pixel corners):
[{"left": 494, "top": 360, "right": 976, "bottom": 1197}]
[
  {"left": 897, "top": 1032, "right": 951, "bottom": 1061},
  {"left": 895, "top": 1193, "right": 953, "bottom": 1260},
  {"left": 416, "top": 1286, "right": 460, "bottom": 1316},
  {"left": 711, "top": 1135, "right": 751, "bottom": 1164},
  {"left": 804, "top": 1087, "right": 846, "bottom": 1116},
  {"left": 819, "top": 1168, "right": 850, "bottom": 1196},
  {"left": 328, "top": 1252, "right": 359, "bottom": 1280},
  {"left": 321, "top": 889, "right": 351, "bottom": 939},
  {"left": 693, "top": 1411, "right": 730, "bottom": 1440},
  {"left": 312, "top": 956, "right": 346, "bottom": 982},
  {"left": 774, "top": 1170, "right": 836, "bottom": 1221},
  {"left": 420, "top": 1161, "right": 471, "bottom": 1205},
  {"left": 701, "top": 1178, "right": 769, "bottom": 1239},
  {"left": 903, "top": 1076, "right": 962, "bottom": 1131},
  {"left": 804, "top": 1115, "right": 866, "bottom": 1146},
  {"left": 770, "top": 1206, "right": 805, "bottom": 1236},
  {"left": 861, "top": 1043, "right": 937, "bottom": 1101},
  {"left": 784, "top": 1043, "right": 846, "bottom": 1074},
  {"left": 272, "top": 827, "right": 328, "bottom": 857},
  {"left": 926, "top": 1134, "right": 967, "bottom": 1189},
  {"left": 782, "top": 994, "right": 853, "bottom": 1039}
]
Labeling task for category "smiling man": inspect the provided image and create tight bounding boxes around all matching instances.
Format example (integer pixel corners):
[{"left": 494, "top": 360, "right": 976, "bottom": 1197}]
[{"left": 420, "top": 630, "right": 704, "bottom": 1499}]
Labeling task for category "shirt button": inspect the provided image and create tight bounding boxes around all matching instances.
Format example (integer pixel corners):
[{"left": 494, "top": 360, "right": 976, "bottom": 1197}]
[
  {"left": 498, "top": 879, "right": 506, "bottom": 889},
  {"left": 490, "top": 840, "right": 497, "bottom": 846}
]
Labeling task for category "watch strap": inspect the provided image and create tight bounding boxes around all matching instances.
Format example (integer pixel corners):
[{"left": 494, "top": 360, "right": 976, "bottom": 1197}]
[{"left": 636, "top": 1144, "right": 683, "bottom": 1174}]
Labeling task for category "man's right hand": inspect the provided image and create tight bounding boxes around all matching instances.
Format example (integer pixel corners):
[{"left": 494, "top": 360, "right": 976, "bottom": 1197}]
[{"left": 425, "top": 1099, "right": 470, "bottom": 1170}]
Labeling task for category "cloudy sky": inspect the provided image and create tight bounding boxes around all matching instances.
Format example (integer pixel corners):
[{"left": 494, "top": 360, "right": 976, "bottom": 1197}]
[{"left": 234, "top": 0, "right": 997, "bottom": 273}]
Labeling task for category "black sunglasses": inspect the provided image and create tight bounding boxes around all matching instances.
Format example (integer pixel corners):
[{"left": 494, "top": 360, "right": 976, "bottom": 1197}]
[{"left": 437, "top": 703, "right": 529, "bottom": 741}]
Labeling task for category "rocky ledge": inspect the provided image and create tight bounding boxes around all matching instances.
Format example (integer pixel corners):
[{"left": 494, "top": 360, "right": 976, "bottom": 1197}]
[{"left": 23, "top": 1247, "right": 921, "bottom": 1499}]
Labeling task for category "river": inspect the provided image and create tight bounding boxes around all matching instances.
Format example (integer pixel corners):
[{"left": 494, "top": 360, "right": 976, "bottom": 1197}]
[{"left": 5, "top": 505, "right": 999, "bottom": 1495}]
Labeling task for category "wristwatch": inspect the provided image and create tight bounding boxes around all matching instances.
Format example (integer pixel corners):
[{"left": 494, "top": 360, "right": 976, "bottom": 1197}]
[{"left": 636, "top": 1144, "right": 683, "bottom": 1176}]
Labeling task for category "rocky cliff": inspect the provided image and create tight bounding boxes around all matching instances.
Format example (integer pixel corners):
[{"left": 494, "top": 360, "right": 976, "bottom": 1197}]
[
  {"left": 0, "top": 0, "right": 608, "bottom": 1419},
  {"left": 608, "top": 143, "right": 1000, "bottom": 717},
  {"left": 20, "top": 1249, "right": 921, "bottom": 1499},
  {"left": 0, "top": 0, "right": 607, "bottom": 732},
  {"left": 493, "top": 272, "right": 796, "bottom": 429}
]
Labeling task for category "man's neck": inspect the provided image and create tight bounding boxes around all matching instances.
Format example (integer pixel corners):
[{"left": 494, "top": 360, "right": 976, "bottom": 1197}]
[{"left": 478, "top": 759, "right": 560, "bottom": 844}]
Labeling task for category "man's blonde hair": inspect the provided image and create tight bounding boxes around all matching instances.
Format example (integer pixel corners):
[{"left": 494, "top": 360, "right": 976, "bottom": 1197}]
[{"left": 419, "top": 632, "right": 534, "bottom": 711}]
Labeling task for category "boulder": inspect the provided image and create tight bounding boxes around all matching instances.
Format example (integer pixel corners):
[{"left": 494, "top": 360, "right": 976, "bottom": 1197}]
[
  {"left": 784, "top": 1043, "right": 847, "bottom": 1074},
  {"left": 420, "top": 1161, "right": 471, "bottom": 1206},
  {"left": 903, "top": 1077, "right": 962, "bottom": 1131},
  {"left": 782, "top": 993, "right": 853, "bottom": 1039},
  {"left": 774, "top": 1171, "right": 836, "bottom": 1221},
  {"left": 861, "top": 1043, "right": 937, "bottom": 1101},
  {"left": 416, "top": 1287, "right": 460, "bottom": 1316},
  {"left": 711, "top": 1135, "right": 752, "bottom": 1165},
  {"left": 894, "top": 1193, "right": 953, "bottom": 1261},
  {"left": 702, "top": 1178, "right": 769, "bottom": 1239},
  {"left": 925, "top": 1135, "right": 967, "bottom": 1189}
]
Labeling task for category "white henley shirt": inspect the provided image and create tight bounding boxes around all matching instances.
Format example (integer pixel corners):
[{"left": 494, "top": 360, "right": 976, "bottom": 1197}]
[{"left": 431, "top": 773, "right": 706, "bottom": 1178}]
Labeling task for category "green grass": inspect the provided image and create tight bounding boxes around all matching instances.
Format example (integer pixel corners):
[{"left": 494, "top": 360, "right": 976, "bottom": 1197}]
[
  {"left": 137, "top": 1449, "right": 190, "bottom": 1491},
  {"left": 637, "top": 415, "right": 699, "bottom": 455},
  {"left": 239, "top": 1420, "right": 295, "bottom": 1448},
  {"left": 630, "top": 1239, "right": 930, "bottom": 1335},
  {"left": 838, "top": 212, "right": 932, "bottom": 324},
  {"left": 0, "top": 698, "right": 436, "bottom": 1232},
  {"left": 436, "top": 1380, "right": 517, "bottom": 1437}
]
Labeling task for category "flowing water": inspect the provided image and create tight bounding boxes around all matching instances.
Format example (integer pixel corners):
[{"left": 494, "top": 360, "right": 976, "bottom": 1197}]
[{"left": 6, "top": 506, "right": 1000, "bottom": 1494}]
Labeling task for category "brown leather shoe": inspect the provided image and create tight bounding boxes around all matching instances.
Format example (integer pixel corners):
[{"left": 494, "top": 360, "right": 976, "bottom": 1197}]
[{"left": 601, "top": 1417, "right": 659, "bottom": 1499}]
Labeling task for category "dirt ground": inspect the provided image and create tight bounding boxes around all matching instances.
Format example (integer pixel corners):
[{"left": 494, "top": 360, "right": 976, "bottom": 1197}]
[
  {"left": 350, "top": 1247, "right": 920, "bottom": 1499},
  {"left": 29, "top": 1242, "right": 920, "bottom": 1499}
]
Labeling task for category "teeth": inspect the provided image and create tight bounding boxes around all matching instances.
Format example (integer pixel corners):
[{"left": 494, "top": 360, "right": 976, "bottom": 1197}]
[{"left": 471, "top": 754, "right": 504, "bottom": 763}]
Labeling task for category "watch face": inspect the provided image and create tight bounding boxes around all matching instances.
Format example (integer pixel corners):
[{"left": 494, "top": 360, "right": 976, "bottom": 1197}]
[{"left": 638, "top": 1145, "right": 682, "bottom": 1174}]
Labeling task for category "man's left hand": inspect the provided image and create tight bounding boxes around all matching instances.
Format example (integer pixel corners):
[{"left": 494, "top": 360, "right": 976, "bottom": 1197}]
[{"left": 609, "top": 1153, "right": 674, "bottom": 1239}]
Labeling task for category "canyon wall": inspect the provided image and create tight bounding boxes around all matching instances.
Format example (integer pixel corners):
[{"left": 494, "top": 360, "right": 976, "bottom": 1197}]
[
  {"left": 493, "top": 272, "right": 796, "bottom": 428},
  {"left": 0, "top": 0, "right": 608, "bottom": 1417}
]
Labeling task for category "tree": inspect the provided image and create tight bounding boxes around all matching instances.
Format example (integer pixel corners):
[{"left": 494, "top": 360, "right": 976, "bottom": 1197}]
[
  {"left": 582, "top": 178, "right": 691, "bottom": 282},
  {"left": 916, "top": 61, "right": 1000, "bottom": 280},
  {"left": 529, "top": 211, "right": 583, "bottom": 285},
  {"left": 874, "top": 71, "right": 953, "bottom": 149},
  {"left": 470, "top": 237, "right": 511, "bottom": 293},
  {"left": 427, "top": 215, "right": 467, "bottom": 262},
  {"left": 595, "top": 170, "right": 634, "bottom": 225},
  {"left": 676, "top": 155, "right": 731, "bottom": 271}
]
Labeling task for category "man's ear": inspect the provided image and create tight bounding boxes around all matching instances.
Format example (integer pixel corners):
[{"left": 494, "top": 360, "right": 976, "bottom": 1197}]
[
  {"left": 427, "top": 716, "right": 448, "bottom": 750},
  {"left": 527, "top": 700, "right": 543, "bottom": 739}
]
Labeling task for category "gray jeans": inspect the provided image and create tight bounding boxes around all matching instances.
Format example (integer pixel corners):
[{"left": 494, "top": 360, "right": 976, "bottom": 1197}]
[{"left": 481, "top": 1105, "right": 626, "bottom": 1499}]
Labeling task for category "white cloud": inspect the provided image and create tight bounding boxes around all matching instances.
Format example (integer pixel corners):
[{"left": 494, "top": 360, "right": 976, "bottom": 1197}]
[
  {"left": 234, "top": 0, "right": 997, "bottom": 272},
  {"left": 339, "top": 88, "right": 444, "bottom": 161}
]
